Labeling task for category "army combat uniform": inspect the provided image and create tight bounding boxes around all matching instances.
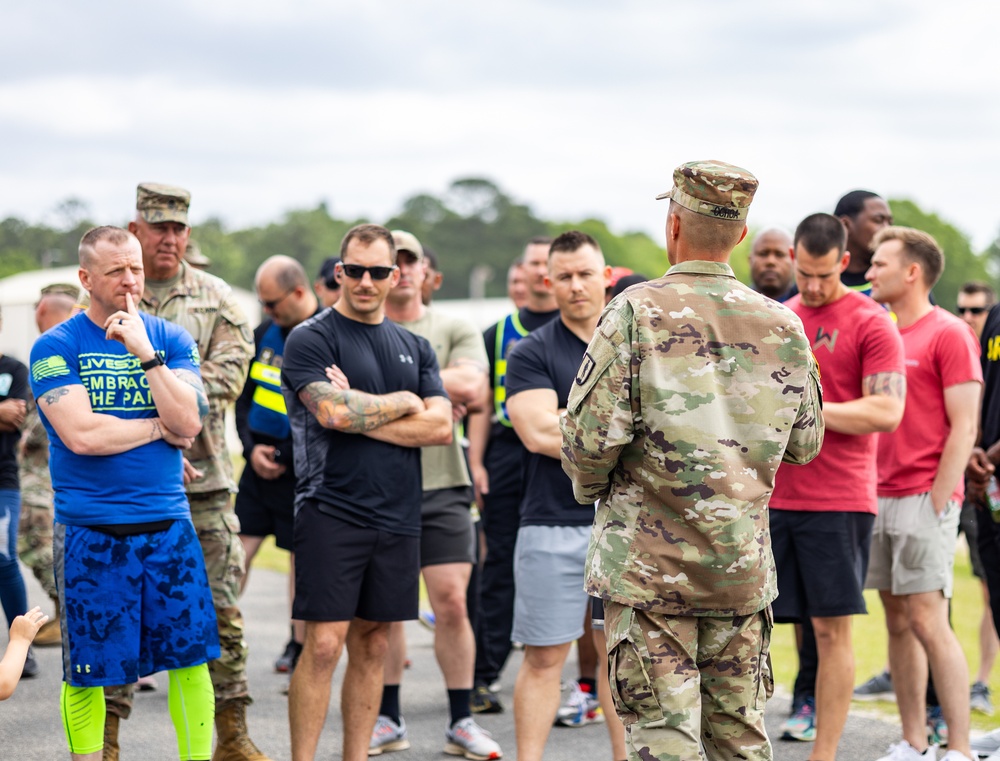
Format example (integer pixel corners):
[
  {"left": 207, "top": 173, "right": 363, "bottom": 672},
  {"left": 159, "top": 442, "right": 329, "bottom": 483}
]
[
  {"left": 18, "top": 406, "right": 58, "bottom": 601},
  {"left": 561, "top": 161, "right": 824, "bottom": 761}
]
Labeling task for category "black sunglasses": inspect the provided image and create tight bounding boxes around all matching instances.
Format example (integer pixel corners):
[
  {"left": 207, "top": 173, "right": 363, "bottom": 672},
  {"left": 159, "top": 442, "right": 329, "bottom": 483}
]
[
  {"left": 338, "top": 263, "right": 397, "bottom": 281},
  {"left": 258, "top": 288, "right": 295, "bottom": 310},
  {"left": 958, "top": 306, "right": 987, "bottom": 316}
]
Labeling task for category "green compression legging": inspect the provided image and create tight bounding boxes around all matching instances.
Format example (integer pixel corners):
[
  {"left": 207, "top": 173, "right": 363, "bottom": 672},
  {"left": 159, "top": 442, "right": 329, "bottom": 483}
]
[{"left": 61, "top": 664, "right": 215, "bottom": 760}]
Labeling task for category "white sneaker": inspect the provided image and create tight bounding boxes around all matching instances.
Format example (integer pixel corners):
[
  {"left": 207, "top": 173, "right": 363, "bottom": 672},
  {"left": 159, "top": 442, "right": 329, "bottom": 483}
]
[
  {"left": 875, "top": 741, "right": 937, "bottom": 761},
  {"left": 973, "top": 729, "right": 1000, "bottom": 757},
  {"left": 984, "top": 752, "right": 1000, "bottom": 761},
  {"left": 555, "top": 682, "right": 603, "bottom": 727},
  {"left": 444, "top": 717, "right": 502, "bottom": 760},
  {"left": 940, "top": 751, "right": 974, "bottom": 761},
  {"left": 369, "top": 715, "right": 410, "bottom": 755}
]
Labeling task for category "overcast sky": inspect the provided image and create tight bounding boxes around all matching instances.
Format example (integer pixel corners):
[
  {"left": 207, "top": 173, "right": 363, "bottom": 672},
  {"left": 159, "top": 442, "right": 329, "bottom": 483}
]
[{"left": 2, "top": 1, "right": 998, "bottom": 252}]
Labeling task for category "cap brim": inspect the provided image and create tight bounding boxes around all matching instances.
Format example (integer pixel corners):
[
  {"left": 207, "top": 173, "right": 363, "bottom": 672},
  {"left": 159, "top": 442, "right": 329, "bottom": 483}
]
[
  {"left": 655, "top": 190, "right": 673, "bottom": 201},
  {"left": 140, "top": 210, "right": 189, "bottom": 225}
]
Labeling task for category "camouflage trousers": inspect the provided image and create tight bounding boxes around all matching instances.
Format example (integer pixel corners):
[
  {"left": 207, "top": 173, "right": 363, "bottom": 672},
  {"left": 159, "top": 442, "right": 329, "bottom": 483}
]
[
  {"left": 106, "top": 490, "right": 249, "bottom": 718},
  {"left": 17, "top": 498, "right": 57, "bottom": 600},
  {"left": 603, "top": 601, "right": 774, "bottom": 761}
]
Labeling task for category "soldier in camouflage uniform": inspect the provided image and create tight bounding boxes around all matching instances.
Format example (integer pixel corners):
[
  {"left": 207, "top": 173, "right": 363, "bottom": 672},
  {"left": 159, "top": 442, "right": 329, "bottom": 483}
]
[
  {"left": 17, "top": 283, "right": 80, "bottom": 647},
  {"left": 560, "top": 160, "right": 825, "bottom": 761},
  {"left": 101, "top": 184, "right": 264, "bottom": 761}
]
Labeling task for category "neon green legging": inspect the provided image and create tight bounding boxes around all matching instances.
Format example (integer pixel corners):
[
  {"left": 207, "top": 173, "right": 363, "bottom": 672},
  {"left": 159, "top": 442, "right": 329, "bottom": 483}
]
[{"left": 61, "top": 664, "right": 215, "bottom": 760}]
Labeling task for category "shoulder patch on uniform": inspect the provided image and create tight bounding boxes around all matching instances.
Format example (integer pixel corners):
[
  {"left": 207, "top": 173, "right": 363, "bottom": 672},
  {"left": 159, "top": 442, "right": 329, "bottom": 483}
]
[{"left": 576, "top": 353, "right": 596, "bottom": 386}]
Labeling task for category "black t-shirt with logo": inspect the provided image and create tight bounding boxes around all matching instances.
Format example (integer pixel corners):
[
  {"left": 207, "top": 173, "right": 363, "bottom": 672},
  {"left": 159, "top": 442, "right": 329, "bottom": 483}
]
[
  {"left": 281, "top": 308, "right": 447, "bottom": 536},
  {"left": 505, "top": 318, "right": 593, "bottom": 527}
]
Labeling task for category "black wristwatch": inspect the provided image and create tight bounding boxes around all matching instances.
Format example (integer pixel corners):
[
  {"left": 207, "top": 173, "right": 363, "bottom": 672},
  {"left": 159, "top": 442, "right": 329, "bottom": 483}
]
[{"left": 140, "top": 354, "right": 166, "bottom": 371}]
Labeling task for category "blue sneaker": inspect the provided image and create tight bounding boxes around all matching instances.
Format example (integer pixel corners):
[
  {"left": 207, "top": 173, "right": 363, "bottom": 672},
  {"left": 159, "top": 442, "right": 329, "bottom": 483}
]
[
  {"left": 555, "top": 682, "right": 603, "bottom": 727},
  {"left": 418, "top": 611, "right": 436, "bottom": 630},
  {"left": 927, "top": 705, "right": 948, "bottom": 747},
  {"left": 780, "top": 696, "right": 816, "bottom": 742}
]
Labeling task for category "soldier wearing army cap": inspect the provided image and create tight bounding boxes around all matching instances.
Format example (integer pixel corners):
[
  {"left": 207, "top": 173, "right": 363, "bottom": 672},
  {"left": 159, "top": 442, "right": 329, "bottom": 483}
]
[
  {"left": 98, "top": 183, "right": 263, "bottom": 761},
  {"left": 561, "top": 160, "right": 825, "bottom": 761}
]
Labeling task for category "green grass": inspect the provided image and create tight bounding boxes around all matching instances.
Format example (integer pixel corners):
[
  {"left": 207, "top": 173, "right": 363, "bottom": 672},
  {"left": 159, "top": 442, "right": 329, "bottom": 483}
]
[{"left": 770, "top": 539, "right": 999, "bottom": 729}]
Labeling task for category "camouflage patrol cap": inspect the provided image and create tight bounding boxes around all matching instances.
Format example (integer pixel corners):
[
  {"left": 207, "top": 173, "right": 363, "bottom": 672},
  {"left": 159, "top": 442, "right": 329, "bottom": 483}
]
[
  {"left": 185, "top": 239, "right": 211, "bottom": 269},
  {"left": 391, "top": 230, "right": 424, "bottom": 260},
  {"left": 39, "top": 283, "right": 81, "bottom": 300},
  {"left": 656, "top": 160, "right": 758, "bottom": 221},
  {"left": 136, "top": 182, "right": 191, "bottom": 225}
]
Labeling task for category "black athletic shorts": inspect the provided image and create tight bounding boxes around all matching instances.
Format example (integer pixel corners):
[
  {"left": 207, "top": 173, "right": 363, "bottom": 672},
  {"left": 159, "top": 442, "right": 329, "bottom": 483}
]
[
  {"left": 234, "top": 466, "right": 296, "bottom": 550},
  {"left": 292, "top": 500, "right": 420, "bottom": 622},
  {"left": 770, "top": 508, "right": 875, "bottom": 623},
  {"left": 420, "top": 486, "right": 475, "bottom": 567}
]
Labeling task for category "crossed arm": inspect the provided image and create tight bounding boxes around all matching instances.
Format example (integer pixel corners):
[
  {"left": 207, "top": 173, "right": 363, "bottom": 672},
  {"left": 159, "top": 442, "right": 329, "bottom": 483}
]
[
  {"left": 508, "top": 388, "right": 563, "bottom": 460},
  {"left": 38, "top": 383, "right": 196, "bottom": 457},
  {"left": 298, "top": 377, "right": 452, "bottom": 447},
  {"left": 822, "top": 371, "right": 906, "bottom": 435}
]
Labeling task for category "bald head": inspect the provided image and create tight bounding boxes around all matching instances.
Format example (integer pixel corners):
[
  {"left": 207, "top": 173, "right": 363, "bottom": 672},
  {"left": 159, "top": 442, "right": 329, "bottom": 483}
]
[
  {"left": 254, "top": 255, "right": 318, "bottom": 328},
  {"left": 36, "top": 292, "right": 77, "bottom": 333}
]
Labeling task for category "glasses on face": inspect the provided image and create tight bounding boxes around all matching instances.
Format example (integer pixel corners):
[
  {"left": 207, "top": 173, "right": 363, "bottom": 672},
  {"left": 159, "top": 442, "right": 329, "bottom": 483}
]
[
  {"left": 338, "top": 263, "right": 397, "bottom": 281},
  {"left": 259, "top": 289, "right": 295, "bottom": 310},
  {"left": 958, "top": 306, "right": 987, "bottom": 316}
]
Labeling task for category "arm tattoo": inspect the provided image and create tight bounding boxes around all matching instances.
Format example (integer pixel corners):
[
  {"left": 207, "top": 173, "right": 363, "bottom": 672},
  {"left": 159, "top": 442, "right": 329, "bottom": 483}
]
[
  {"left": 299, "top": 382, "right": 413, "bottom": 432},
  {"left": 174, "top": 368, "right": 210, "bottom": 419},
  {"left": 41, "top": 387, "right": 71, "bottom": 406},
  {"left": 863, "top": 371, "right": 907, "bottom": 401},
  {"left": 149, "top": 419, "right": 162, "bottom": 441}
]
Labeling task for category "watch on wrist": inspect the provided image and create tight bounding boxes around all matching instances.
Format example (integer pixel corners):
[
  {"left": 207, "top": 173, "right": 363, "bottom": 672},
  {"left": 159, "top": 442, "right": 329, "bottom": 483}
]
[{"left": 140, "top": 354, "right": 165, "bottom": 371}]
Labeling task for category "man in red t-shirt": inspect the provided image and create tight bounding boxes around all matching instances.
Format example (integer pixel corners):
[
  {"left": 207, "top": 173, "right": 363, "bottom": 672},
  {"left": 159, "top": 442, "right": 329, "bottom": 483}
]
[
  {"left": 770, "top": 213, "right": 906, "bottom": 761},
  {"left": 865, "top": 226, "right": 982, "bottom": 761}
]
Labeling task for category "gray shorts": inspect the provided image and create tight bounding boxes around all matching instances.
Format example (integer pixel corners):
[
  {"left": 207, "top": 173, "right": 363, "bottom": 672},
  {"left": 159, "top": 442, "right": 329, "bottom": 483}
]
[
  {"left": 420, "top": 486, "right": 475, "bottom": 567},
  {"left": 866, "top": 492, "right": 960, "bottom": 597},
  {"left": 511, "top": 524, "right": 590, "bottom": 647}
]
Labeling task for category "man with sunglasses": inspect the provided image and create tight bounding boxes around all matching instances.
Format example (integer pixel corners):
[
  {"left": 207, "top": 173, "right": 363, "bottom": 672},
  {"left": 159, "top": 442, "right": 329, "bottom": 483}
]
[
  {"left": 281, "top": 223, "right": 452, "bottom": 761},
  {"left": 235, "top": 257, "right": 322, "bottom": 679}
]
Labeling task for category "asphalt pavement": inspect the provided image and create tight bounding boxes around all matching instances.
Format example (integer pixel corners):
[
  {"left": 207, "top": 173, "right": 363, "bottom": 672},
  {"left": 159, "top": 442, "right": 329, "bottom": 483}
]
[{"left": 0, "top": 564, "right": 922, "bottom": 760}]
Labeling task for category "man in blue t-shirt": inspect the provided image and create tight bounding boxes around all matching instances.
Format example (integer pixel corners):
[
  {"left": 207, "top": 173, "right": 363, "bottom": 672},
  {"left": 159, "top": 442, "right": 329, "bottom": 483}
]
[
  {"left": 29, "top": 226, "right": 217, "bottom": 761},
  {"left": 281, "top": 224, "right": 452, "bottom": 761},
  {"left": 504, "top": 231, "right": 625, "bottom": 761}
]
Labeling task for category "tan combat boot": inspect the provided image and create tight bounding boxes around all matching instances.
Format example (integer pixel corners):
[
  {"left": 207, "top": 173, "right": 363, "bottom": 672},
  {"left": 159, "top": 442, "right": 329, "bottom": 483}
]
[
  {"left": 34, "top": 597, "right": 62, "bottom": 647},
  {"left": 103, "top": 713, "right": 120, "bottom": 761},
  {"left": 212, "top": 700, "right": 271, "bottom": 761}
]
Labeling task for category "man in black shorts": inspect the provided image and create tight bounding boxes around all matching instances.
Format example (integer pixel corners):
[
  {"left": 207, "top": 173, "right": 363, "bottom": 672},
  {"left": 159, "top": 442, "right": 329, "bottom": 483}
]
[
  {"left": 769, "top": 213, "right": 905, "bottom": 760},
  {"left": 281, "top": 224, "right": 452, "bottom": 761},
  {"left": 235, "top": 256, "right": 320, "bottom": 674}
]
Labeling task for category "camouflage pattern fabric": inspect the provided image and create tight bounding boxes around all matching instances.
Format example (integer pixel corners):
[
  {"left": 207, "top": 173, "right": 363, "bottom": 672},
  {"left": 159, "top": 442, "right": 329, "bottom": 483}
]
[
  {"left": 139, "top": 261, "right": 253, "bottom": 495},
  {"left": 604, "top": 601, "right": 773, "bottom": 761},
  {"left": 561, "top": 260, "right": 824, "bottom": 617},
  {"left": 655, "top": 160, "right": 759, "bottom": 221},
  {"left": 17, "top": 406, "right": 57, "bottom": 599},
  {"left": 136, "top": 182, "right": 190, "bottom": 225},
  {"left": 105, "top": 491, "right": 249, "bottom": 717}
]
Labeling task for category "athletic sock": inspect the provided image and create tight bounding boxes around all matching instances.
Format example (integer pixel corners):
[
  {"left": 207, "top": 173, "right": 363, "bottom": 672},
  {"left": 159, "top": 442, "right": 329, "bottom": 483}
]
[
  {"left": 168, "top": 664, "right": 215, "bottom": 761},
  {"left": 380, "top": 684, "right": 401, "bottom": 725},
  {"left": 60, "top": 683, "right": 105, "bottom": 755},
  {"left": 449, "top": 688, "right": 472, "bottom": 726},
  {"left": 578, "top": 677, "right": 597, "bottom": 694}
]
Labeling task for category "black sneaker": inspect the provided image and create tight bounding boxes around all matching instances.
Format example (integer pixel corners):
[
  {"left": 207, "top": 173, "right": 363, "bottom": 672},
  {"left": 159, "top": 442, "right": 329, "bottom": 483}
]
[
  {"left": 274, "top": 639, "right": 302, "bottom": 673},
  {"left": 21, "top": 648, "right": 39, "bottom": 679},
  {"left": 470, "top": 684, "right": 504, "bottom": 714}
]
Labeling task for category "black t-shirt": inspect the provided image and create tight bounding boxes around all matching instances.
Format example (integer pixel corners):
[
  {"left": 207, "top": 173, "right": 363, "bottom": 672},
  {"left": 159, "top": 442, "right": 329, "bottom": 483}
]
[
  {"left": 482, "top": 307, "right": 559, "bottom": 495},
  {"left": 0, "top": 354, "right": 29, "bottom": 490},
  {"left": 980, "top": 304, "right": 1000, "bottom": 449},
  {"left": 281, "top": 308, "right": 447, "bottom": 536},
  {"left": 505, "top": 318, "right": 593, "bottom": 527}
]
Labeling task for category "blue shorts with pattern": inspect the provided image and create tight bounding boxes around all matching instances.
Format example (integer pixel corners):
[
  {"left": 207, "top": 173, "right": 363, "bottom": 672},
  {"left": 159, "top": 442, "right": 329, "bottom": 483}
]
[{"left": 54, "top": 519, "right": 220, "bottom": 687}]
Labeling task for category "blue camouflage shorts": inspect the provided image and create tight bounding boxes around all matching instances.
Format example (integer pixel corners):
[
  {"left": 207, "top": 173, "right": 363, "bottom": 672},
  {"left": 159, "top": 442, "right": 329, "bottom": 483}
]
[{"left": 54, "top": 519, "right": 220, "bottom": 687}]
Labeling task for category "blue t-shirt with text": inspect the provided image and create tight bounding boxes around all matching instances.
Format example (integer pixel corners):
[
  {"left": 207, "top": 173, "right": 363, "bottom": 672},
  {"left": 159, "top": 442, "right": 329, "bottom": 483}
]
[{"left": 29, "top": 311, "right": 201, "bottom": 526}]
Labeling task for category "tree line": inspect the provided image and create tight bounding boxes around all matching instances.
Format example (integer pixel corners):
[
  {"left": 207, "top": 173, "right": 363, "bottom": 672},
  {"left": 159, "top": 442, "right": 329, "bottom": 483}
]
[{"left": 0, "top": 178, "right": 994, "bottom": 309}]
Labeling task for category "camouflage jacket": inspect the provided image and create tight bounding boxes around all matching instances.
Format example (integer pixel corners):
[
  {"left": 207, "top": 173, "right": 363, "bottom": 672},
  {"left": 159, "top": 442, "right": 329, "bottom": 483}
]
[
  {"left": 141, "top": 262, "right": 252, "bottom": 494},
  {"left": 18, "top": 405, "right": 52, "bottom": 509},
  {"left": 561, "top": 260, "right": 824, "bottom": 617}
]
